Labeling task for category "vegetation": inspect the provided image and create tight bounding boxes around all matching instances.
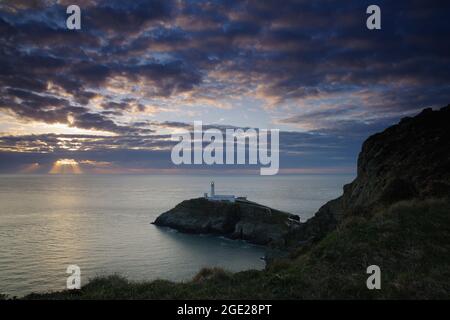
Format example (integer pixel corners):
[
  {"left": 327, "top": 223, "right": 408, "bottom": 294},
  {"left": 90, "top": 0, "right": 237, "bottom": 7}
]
[{"left": 25, "top": 198, "right": 450, "bottom": 299}]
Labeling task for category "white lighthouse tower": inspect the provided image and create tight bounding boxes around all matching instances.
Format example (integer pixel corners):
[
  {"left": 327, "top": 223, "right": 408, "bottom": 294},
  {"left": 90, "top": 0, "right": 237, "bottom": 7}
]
[{"left": 204, "top": 181, "right": 240, "bottom": 202}]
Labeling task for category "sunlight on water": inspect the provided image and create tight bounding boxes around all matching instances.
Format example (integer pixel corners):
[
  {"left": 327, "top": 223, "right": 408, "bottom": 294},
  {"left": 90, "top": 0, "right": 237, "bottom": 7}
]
[{"left": 0, "top": 174, "right": 353, "bottom": 296}]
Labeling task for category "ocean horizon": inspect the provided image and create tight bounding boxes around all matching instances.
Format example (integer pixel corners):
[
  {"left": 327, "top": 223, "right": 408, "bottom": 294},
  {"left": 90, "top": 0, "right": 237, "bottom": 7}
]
[{"left": 0, "top": 173, "right": 353, "bottom": 296}]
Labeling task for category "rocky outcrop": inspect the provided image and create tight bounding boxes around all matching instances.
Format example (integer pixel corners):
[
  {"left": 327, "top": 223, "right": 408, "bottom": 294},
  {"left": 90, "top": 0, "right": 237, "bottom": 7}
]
[
  {"left": 153, "top": 198, "right": 300, "bottom": 247},
  {"left": 154, "top": 105, "right": 450, "bottom": 248},
  {"left": 291, "top": 105, "right": 450, "bottom": 243}
]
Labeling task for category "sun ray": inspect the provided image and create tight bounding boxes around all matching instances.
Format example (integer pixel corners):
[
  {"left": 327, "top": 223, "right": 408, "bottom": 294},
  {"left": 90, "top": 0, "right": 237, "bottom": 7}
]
[
  {"left": 49, "top": 159, "right": 83, "bottom": 174},
  {"left": 19, "top": 163, "right": 40, "bottom": 174}
]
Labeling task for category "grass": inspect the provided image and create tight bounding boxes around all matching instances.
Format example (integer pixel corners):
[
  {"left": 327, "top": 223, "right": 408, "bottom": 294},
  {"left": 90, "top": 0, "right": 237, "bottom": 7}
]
[{"left": 23, "top": 198, "right": 450, "bottom": 299}]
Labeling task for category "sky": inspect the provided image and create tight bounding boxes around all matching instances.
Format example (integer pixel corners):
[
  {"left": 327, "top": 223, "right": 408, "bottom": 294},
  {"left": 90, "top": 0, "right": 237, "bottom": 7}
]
[{"left": 0, "top": 0, "right": 449, "bottom": 174}]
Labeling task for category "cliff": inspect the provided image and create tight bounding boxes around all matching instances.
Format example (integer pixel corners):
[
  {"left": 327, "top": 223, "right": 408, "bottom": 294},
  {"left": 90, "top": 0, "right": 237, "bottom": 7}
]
[
  {"left": 153, "top": 198, "right": 300, "bottom": 247},
  {"left": 290, "top": 105, "right": 450, "bottom": 244}
]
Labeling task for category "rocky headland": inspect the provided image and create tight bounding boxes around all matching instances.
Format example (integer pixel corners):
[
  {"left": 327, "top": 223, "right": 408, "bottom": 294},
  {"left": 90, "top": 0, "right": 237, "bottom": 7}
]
[{"left": 289, "top": 105, "right": 450, "bottom": 244}]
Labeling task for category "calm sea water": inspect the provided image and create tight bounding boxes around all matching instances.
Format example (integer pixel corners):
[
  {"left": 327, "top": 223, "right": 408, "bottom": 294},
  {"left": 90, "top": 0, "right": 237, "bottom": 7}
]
[{"left": 0, "top": 174, "right": 353, "bottom": 296}]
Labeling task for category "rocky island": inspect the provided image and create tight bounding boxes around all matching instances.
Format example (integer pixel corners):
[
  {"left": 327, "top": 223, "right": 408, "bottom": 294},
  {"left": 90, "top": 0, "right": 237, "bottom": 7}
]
[{"left": 153, "top": 197, "right": 300, "bottom": 247}]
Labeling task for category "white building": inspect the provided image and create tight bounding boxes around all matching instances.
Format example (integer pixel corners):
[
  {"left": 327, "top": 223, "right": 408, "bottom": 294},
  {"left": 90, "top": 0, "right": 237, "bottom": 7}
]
[{"left": 204, "top": 181, "right": 242, "bottom": 202}]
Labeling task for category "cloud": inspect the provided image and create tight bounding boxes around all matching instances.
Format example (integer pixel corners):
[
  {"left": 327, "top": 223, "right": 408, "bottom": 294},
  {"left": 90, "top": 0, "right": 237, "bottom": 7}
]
[
  {"left": 1, "top": 0, "right": 450, "bottom": 173},
  {"left": 0, "top": 119, "right": 365, "bottom": 173}
]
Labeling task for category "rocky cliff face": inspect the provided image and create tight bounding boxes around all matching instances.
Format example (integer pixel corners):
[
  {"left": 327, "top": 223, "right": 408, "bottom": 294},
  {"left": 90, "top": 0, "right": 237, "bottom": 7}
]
[
  {"left": 153, "top": 198, "right": 300, "bottom": 247},
  {"left": 292, "top": 105, "right": 450, "bottom": 243}
]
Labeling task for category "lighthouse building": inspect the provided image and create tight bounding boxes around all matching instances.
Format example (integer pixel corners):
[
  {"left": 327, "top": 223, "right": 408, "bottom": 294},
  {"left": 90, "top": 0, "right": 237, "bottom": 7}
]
[{"left": 204, "top": 181, "right": 238, "bottom": 202}]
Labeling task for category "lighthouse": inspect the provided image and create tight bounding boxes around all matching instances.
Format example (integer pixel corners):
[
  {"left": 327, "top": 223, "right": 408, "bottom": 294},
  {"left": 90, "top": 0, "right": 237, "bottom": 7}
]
[
  {"left": 210, "top": 181, "right": 215, "bottom": 197},
  {"left": 204, "top": 181, "right": 243, "bottom": 202}
]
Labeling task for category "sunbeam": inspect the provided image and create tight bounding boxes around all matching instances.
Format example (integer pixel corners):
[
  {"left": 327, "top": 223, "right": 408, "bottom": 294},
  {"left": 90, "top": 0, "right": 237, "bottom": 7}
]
[{"left": 49, "top": 159, "right": 83, "bottom": 174}]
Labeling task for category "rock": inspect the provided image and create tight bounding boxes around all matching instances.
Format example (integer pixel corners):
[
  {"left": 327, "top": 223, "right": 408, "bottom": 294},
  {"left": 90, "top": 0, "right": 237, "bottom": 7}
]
[
  {"left": 153, "top": 198, "right": 300, "bottom": 247},
  {"left": 290, "top": 104, "right": 450, "bottom": 243}
]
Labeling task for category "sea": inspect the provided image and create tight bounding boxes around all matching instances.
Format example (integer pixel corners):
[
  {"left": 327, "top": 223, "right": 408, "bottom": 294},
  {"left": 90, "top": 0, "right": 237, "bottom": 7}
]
[{"left": 0, "top": 174, "right": 353, "bottom": 296}]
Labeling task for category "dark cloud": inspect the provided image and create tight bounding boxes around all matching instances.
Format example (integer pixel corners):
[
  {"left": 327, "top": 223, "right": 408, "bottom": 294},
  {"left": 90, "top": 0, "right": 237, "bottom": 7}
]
[
  {"left": 83, "top": 0, "right": 173, "bottom": 33},
  {"left": 1, "top": 0, "right": 450, "bottom": 172},
  {"left": 2, "top": 0, "right": 449, "bottom": 108}
]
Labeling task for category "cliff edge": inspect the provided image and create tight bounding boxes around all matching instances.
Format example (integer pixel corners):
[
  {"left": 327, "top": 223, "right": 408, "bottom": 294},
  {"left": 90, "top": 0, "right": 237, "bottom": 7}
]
[{"left": 290, "top": 105, "right": 450, "bottom": 244}]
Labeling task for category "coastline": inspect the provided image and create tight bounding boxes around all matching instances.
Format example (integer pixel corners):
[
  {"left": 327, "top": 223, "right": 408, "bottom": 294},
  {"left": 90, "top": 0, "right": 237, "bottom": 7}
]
[{"left": 17, "top": 106, "right": 450, "bottom": 299}]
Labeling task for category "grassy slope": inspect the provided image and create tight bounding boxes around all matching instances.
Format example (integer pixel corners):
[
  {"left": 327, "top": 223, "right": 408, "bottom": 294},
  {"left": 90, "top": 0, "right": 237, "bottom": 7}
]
[{"left": 24, "top": 198, "right": 450, "bottom": 299}]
